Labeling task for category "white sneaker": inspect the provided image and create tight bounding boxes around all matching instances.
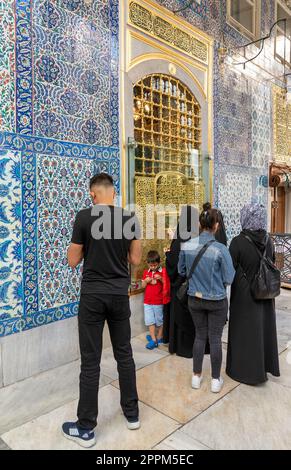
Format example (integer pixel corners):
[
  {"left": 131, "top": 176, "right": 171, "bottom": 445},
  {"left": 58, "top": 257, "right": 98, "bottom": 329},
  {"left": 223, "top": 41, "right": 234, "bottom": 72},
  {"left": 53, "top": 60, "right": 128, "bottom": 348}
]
[
  {"left": 126, "top": 419, "right": 140, "bottom": 430},
  {"left": 211, "top": 377, "right": 224, "bottom": 393},
  {"left": 191, "top": 375, "right": 202, "bottom": 389}
]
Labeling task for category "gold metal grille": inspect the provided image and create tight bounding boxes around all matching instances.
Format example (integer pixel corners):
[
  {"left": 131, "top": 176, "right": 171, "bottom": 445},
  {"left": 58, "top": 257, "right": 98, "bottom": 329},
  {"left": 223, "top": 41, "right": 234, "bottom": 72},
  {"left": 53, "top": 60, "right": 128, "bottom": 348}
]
[
  {"left": 131, "top": 74, "right": 204, "bottom": 289},
  {"left": 133, "top": 74, "right": 202, "bottom": 178}
]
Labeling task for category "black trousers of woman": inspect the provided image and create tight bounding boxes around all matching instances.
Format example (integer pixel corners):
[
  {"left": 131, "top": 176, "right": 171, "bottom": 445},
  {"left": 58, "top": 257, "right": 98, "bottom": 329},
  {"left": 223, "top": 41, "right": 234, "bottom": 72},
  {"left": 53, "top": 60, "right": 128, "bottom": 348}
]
[{"left": 188, "top": 297, "right": 228, "bottom": 379}]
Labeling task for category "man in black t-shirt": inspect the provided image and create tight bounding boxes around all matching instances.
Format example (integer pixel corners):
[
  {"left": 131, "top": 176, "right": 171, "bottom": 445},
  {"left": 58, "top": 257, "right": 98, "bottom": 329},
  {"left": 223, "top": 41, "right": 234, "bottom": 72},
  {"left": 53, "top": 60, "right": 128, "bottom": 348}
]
[{"left": 62, "top": 173, "right": 142, "bottom": 448}]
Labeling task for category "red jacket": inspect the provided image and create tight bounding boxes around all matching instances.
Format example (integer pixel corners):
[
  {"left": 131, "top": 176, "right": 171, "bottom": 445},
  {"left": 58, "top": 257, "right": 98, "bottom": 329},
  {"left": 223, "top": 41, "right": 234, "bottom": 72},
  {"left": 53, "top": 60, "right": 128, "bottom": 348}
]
[{"left": 142, "top": 267, "right": 171, "bottom": 305}]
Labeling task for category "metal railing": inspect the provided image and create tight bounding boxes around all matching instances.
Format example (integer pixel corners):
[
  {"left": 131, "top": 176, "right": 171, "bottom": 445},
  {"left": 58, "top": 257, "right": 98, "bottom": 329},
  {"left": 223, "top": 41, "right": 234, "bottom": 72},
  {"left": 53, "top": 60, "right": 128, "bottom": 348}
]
[{"left": 270, "top": 233, "right": 291, "bottom": 287}]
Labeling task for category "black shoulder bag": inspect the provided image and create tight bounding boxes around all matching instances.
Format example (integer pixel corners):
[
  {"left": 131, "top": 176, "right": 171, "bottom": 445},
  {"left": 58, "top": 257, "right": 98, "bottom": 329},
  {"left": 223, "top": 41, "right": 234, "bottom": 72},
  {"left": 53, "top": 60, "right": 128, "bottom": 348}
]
[
  {"left": 176, "top": 240, "right": 215, "bottom": 305},
  {"left": 243, "top": 234, "right": 281, "bottom": 300}
]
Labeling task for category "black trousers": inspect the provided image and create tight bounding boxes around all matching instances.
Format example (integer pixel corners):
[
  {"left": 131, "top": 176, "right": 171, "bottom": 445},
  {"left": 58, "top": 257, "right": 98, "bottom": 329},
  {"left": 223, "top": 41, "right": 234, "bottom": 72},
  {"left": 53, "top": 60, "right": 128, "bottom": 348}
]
[
  {"left": 188, "top": 297, "right": 228, "bottom": 379},
  {"left": 77, "top": 293, "right": 139, "bottom": 429}
]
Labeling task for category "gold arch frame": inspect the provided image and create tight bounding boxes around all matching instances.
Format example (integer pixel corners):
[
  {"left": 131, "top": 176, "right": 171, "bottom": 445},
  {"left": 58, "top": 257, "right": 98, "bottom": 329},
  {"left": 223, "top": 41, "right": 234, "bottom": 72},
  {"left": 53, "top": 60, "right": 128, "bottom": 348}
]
[
  {"left": 120, "top": 0, "right": 213, "bottom": 207},
  {"left": 129, "top": 53, "right": 207, "bottom": 102}
]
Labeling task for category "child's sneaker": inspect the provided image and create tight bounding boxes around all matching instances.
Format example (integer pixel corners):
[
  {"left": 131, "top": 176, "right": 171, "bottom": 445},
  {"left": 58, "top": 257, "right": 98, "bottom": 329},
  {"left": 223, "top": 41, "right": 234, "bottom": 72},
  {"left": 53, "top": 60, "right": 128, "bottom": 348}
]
[
  {"left": 157, "top": 338, "right": 164, "bottom": 345},
  {"left": 211, "top": 377, "right": 224, "bottom": 393},
  {"left": 146, "top": 339, "right": 158, "bottom": 350},
  {"left": 146, "top": 334, "right": 154, "bottom": 342},
  {"left": 62, "top": 422, "right": 96, "bottom": 448},
  {"left": 191, "top": 375, "right": 203, "bottom": 389}
]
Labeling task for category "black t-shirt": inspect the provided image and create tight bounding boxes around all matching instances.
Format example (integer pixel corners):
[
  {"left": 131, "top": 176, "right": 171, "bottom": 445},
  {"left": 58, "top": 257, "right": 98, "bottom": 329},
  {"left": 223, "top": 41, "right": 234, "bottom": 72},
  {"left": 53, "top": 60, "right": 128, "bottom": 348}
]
[{"left": 71, "top": 205, "right": 141, "bottom": 295}]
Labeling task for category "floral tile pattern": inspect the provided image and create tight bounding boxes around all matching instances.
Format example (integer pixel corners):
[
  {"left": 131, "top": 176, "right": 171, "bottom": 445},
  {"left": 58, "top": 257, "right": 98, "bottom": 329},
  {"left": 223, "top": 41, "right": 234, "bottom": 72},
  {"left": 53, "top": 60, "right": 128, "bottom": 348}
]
[
  {"left": 0, "top": 137, "right": 120, "bottom": 336},
  {"left": 37, "top": 155, "right": 93, "bottom": 311},
  {"left": 0, "top": 0, "right": 120, "bottom": 337},
  {"left": 0, "top": 149, "right": 23, "bottom": 327},
  {"left": 251, "top": 82, "right": 271, "bottom": 170},
  {"left": 32, "top": 0, "right": 118, "bottom": 146},
  {"left": 158, "top": 0, "right": 248, "bottom": 47},
  {"left": 15, "top": 0, "right": 34, "bottom": 135},
  {"left": 215, "top": 68, "right": 252, "bottom": 167},
  {"left": 159, "top": 0, "right": 272, "bottom": 224},
  {"left": 0, "top": 0, "right": 16, "bottom": 132},
  {"left": 158, "top": 0, "right": 208, "bottom": 18},
  {"left": 218, "top": 169, "right": 253, "bottom": 240}
]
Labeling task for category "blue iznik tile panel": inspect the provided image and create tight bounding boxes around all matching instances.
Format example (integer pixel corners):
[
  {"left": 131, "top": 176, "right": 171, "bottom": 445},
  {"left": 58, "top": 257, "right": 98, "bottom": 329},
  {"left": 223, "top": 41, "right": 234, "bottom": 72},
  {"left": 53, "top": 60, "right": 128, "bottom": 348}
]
[
  {"left": 0, "top": 0, "right": 16, "bottom": 132},
  {"left": 0, "top": 0, "right": 120, "bottom": 337},
  {"left": 251, "top": 82, "right": 271, "bottom": 170},
  {"left": 157, "top": 0, "right": 208, "bottom": 18},
  {"left": 37, "top": 155, "right": 93, "bottom": 311},
  {"left": 36, "top": 151, "right": 119, "bottom": 313},
  {"left": 0, "top": 132, "right": 120, "bottom": 336},
  {"left": 32, "top": 0, "right": 117, "bottom": 146},
  {"left": 0, "top": 150, "right": 23, "bottom": 323},
  {"left": 215, "top": 67, "right": 252, "bottom": 167},
  {"left": 218, "top": 169, "right": 253, "bottom": 241}
]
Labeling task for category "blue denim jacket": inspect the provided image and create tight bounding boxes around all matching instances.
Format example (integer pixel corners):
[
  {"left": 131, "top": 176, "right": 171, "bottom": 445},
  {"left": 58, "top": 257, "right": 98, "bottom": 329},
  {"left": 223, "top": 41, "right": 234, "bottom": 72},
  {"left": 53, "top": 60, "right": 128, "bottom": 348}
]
[{"left": 178, "top": 231, "right": 235, "bottom": 301}]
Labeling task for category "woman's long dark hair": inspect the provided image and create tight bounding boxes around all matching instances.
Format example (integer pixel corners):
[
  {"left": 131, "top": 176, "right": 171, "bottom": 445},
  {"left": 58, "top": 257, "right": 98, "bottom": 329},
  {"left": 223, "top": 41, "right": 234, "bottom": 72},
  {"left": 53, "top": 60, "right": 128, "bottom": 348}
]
[
  {"left": 200, "top": 204, "right": 219, "bottom": 231},
  {"left": 201, "top": 202, "right": 228, "bottom": 245}
]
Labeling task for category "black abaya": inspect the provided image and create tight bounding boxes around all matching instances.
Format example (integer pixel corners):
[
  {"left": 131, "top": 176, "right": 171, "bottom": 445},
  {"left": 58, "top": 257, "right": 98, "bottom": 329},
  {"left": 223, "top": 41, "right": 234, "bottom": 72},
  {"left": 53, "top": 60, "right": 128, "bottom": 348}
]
[
  {"left": 166, "top": 247, "right": 195, "bottom": 358},
  {"left": 226, "top": 230, "right": 280, "bottom": 385}
]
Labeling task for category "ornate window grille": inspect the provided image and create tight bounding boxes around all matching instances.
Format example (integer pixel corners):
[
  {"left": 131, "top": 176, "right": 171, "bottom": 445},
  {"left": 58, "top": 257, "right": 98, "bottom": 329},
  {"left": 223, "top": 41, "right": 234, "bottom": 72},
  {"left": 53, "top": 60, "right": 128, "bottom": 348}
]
[
  {"left": 131, "top": 74, "right": 205, "bottom": 290},
  {"left": 133, "top": 74, "right": 201, "bottom": 177}
]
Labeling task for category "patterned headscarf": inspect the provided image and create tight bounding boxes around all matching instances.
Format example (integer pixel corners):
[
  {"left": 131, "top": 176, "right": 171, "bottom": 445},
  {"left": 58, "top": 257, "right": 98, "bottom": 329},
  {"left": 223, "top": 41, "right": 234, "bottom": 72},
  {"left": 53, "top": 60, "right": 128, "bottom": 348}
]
[{"left": 240, "top": 203, "right": 267, "bottom": 231}]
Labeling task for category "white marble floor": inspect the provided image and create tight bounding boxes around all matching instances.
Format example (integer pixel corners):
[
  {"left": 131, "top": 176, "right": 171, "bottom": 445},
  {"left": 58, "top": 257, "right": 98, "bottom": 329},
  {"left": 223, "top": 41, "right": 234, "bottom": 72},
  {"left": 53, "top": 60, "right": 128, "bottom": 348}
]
[
  {"left": 1, "top": 294, "right": 291, "bottom": 451},
  {"left": 0, "top": 438, "right": 9, "bottom": 451}
]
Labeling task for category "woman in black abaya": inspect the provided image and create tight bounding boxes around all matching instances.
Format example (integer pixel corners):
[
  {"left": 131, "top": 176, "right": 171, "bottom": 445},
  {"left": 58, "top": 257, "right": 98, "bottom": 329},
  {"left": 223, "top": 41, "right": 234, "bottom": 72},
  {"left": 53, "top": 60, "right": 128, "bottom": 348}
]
[
  {"left": 226, "top": 203, "right": 280, "bottom": 385},
  {"left": 165, "top": 203, "right": 226, "bottom": 357},
  {"left": 165, "top": 206, "right": 197, "bottom": 357}
]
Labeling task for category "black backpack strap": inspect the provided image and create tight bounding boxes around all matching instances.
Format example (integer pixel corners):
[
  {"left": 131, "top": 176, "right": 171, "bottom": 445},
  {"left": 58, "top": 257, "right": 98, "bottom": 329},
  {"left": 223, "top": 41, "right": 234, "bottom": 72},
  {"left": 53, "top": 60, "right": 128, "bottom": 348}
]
[
  {"left": 242, "top": 234, "right": 267, "bottom": 259},
  {"left": 187, "top": 240, "right": 215, "bottom": 280}
]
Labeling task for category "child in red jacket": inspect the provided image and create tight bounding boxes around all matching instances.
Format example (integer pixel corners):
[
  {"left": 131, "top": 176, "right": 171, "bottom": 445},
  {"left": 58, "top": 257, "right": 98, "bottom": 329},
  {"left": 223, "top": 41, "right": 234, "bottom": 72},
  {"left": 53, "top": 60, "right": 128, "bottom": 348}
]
[{"left": 142, "top": 250, "right": 171, "bottom": 350}]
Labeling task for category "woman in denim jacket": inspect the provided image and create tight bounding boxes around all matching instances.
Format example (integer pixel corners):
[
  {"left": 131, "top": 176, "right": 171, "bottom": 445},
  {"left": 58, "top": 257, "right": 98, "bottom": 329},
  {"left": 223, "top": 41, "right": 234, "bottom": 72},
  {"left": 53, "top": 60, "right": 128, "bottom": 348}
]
[{"left": 178, "top": 208, "right": 235, "bottom": 393}]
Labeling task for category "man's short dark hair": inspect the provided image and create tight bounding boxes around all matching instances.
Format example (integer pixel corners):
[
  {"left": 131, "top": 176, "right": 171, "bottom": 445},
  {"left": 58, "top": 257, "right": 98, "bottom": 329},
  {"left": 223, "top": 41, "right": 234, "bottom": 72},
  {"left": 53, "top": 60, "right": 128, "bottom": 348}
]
[
  {"left": 90, "top": 173, "right": 114, "bottom": 189},
  {"left": 146, "top": 250, "right": 161, "bottom": 264}
]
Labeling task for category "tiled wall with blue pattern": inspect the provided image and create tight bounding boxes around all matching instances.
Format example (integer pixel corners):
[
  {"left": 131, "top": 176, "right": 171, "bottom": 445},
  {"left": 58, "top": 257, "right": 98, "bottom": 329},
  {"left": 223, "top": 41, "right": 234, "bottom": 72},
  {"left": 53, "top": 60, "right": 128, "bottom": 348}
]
[
  {"left": 0, "top": 0, "right": 279, "bottom": 336},
  {"left": 0, "top": 0, "right": 119, "bottom": 337},
  {"left": 158, "top": 0, "right": 274, "bottom": 240}
]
